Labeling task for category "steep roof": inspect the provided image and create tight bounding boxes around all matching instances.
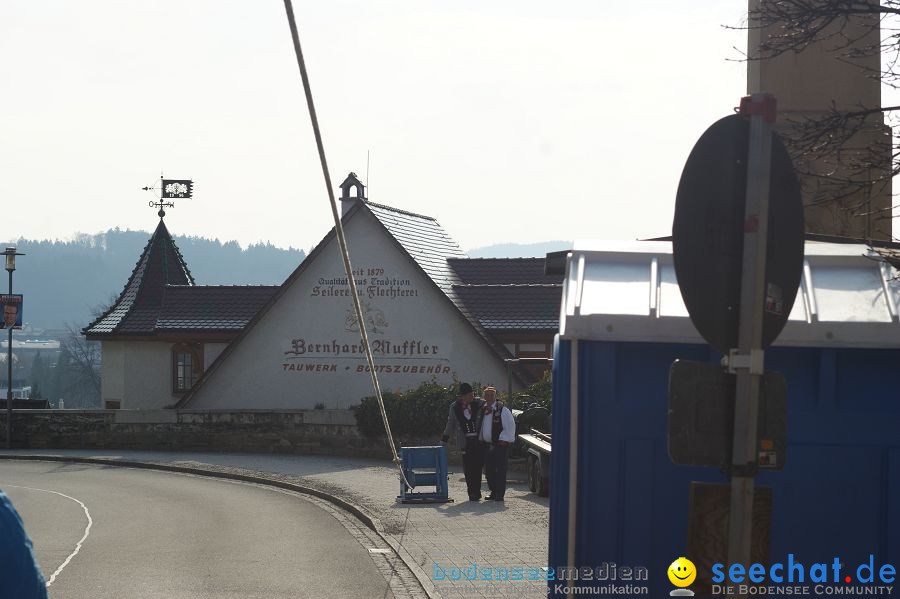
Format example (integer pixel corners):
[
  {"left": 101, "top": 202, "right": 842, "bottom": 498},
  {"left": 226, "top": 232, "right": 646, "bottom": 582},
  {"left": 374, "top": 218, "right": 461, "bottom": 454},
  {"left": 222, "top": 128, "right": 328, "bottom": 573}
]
[
  {"left": 156, "top": 285, "right": 279, "bottom": 332},
  {"left": 365, "top": 201, "right": 466, "bottom": 291},
  {"left": 84, "top": 219, "right": 194, "bottom": 337},
  {"left": 448, "top": 257, "right": 563, "bottom": 285},
  {"left": 448, "top": 258, "right": 563, "bottom": 331},
  {"left": 453, "top": 284, "right": 562, "bottom": 331},
  {"left": 364, "top": 202, "right": 530, "bottom": 374}
]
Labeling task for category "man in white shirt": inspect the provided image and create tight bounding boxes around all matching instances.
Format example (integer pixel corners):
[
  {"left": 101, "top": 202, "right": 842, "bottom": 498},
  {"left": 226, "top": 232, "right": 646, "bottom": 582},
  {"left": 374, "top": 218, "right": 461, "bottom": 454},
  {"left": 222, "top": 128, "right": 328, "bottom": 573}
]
[{"left": 479, "top": 385, "right": 516, "bottom": 501}]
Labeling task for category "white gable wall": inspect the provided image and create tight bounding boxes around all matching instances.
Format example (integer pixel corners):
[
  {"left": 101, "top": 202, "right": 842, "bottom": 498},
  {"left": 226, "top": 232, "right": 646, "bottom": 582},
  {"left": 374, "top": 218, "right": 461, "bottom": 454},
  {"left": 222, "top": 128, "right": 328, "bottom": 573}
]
[
  {"left": 204, "top": 343, "right": 228, "bottom": 370},
  {"left": 100, "top": 341, "right": 125, "bottom": 406},
  {"left": 102, "top": 340, "right": 234, "bottom": 409},
  {"left": 101, "top": 340, "right": 173, "bottom": 409},
  {"left": 188, "top": 209, "right": 509, "bottom": 409}
]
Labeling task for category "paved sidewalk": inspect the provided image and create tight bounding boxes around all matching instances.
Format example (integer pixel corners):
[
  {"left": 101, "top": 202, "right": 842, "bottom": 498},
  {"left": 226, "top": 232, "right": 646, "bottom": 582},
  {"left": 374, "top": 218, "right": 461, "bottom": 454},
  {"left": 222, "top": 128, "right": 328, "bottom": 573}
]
[{"left": 0, "top": 449, "right": 550, "bottom": 599}]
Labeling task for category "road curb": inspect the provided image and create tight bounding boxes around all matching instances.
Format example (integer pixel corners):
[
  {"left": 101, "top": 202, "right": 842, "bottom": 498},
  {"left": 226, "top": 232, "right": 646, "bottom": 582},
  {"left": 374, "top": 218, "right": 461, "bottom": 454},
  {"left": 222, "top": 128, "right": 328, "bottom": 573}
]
[{"left": 0, "top": 454, "right": 439, "bottom": 599}]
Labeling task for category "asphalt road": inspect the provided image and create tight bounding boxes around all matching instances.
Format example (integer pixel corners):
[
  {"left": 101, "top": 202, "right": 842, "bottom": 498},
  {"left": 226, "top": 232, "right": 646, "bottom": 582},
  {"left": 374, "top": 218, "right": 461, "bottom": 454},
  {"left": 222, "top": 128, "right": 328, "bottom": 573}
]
[{"left": 0, "top": 460, "right": 395, "bottom": 599}]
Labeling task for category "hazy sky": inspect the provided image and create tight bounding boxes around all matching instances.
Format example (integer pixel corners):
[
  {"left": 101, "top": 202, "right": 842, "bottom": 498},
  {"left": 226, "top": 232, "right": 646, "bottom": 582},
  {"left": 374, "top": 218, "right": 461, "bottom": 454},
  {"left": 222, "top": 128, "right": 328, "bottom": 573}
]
[{"left": 2, "top": 1, "right": 751, "bottom": 252}]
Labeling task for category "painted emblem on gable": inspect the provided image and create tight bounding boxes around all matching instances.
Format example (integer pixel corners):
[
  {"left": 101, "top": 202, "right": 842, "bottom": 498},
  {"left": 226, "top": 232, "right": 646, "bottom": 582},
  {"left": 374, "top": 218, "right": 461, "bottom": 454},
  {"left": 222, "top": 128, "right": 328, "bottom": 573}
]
[{"left": 344, "top": 302, "right": 389, "bottom": 334}]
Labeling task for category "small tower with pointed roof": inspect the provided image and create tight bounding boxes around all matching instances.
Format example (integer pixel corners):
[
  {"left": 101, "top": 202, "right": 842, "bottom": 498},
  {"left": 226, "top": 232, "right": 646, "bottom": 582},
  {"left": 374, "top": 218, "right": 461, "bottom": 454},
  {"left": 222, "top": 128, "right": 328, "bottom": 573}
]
[
  {"left": 83, "top": 214, "right": 277, "bottom": 409},
  {"left": 85, "top": 220, "right": 194, "bottom": 338}
]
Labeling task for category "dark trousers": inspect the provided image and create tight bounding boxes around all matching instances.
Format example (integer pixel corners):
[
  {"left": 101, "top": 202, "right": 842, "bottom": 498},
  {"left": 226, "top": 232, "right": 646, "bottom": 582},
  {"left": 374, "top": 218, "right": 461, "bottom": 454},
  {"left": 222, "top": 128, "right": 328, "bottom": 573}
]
[
  {"left": 484, "top": 443, "right": 508, "bottom": 499},
  {"left": 462, "top": 437, "right": 485, "bottom": 499}
]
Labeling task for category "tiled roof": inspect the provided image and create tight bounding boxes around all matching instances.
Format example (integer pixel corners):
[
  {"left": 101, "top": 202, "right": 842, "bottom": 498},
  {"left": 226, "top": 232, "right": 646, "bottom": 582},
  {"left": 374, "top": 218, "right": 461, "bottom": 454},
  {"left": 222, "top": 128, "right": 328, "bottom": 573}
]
[
  {"left": 85, "top": 219, "right": 195, "bottom": 337},
  {"left": 157, "top": 285, "right": 279, "bottom": 331},
  {"left": 448, "top": 258, "right": 563, "bottom": 285},
  {"left": 365, "top": 201, "right": 467, "bottom": 292},
  {"left": 365, "top": 201, "right": 522, "bottom": 361},
  {"left": 365, "top": 201, "right": 561, "bottom": 373},
  {"left": 453, "top": 284, "right": 562, "bottom": 330}
]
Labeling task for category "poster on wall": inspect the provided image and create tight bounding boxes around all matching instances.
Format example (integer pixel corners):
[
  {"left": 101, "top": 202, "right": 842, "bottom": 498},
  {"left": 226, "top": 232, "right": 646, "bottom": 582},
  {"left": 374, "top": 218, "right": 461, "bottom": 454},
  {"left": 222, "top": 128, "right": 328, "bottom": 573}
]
[{"left": 0, "top": 294, "right": 23, "bottom": 329}]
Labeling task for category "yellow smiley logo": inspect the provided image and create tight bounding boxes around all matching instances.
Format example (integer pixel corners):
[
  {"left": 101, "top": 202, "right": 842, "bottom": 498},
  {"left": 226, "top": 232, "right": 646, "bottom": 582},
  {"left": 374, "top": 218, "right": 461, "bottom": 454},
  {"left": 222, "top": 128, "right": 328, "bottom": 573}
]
[{"left": 668, "top": 557, "right": 696, "bottom": 587}]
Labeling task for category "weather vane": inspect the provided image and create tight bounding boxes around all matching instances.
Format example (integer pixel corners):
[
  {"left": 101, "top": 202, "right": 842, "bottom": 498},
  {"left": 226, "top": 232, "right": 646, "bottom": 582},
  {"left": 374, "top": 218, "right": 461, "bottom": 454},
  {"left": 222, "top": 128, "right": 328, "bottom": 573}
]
[{"left": 142, "top": 173, "right": 194, "bottom": 218}]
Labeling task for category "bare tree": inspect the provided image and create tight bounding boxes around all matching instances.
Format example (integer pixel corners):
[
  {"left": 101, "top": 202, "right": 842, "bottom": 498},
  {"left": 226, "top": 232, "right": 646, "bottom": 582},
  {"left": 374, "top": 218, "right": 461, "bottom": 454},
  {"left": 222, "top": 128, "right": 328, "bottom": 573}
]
[
  {"left": 740, "top": 0, "right": 896, "bottom": 240},
  {"left": 51, "top": 324, "right": 102, "bottom": 408},
  {"left": 50, "top": 296, "right": 115, "bottom": 408}
]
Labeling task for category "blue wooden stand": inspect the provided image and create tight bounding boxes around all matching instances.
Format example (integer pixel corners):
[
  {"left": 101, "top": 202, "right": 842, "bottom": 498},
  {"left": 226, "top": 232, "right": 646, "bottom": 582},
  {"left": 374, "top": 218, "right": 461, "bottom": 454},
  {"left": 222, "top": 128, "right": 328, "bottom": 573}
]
[{"left": 398, "top": 446, "right": 451, "bottom": 503}]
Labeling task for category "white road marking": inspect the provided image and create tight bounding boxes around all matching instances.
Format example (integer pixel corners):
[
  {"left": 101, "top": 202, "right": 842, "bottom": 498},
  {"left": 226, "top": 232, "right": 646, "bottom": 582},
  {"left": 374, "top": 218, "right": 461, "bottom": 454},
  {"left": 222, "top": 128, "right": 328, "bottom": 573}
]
[{"left": 9, "top": 485, "right": 93, "bottom": 588}]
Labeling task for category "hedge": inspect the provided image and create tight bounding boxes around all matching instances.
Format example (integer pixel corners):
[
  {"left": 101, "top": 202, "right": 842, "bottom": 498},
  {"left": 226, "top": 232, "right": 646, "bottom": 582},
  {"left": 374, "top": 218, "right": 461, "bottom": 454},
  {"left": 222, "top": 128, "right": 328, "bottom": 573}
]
[
  {"left": 352, "top": 374, "right": 553, "bottom": 439},
  {"left": 352, "top": 380, "right": 459, "bottom": 439}
]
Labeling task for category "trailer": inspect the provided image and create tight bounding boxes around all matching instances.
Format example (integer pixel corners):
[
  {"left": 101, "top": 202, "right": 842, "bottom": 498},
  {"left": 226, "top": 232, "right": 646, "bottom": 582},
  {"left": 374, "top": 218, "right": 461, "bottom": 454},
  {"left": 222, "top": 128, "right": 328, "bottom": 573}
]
[
  {"left": 504, "top": 356, "right": 553, "bottom": 497},
  {"left": 517, "top": 428, "right": 550, "bottom": 496}
]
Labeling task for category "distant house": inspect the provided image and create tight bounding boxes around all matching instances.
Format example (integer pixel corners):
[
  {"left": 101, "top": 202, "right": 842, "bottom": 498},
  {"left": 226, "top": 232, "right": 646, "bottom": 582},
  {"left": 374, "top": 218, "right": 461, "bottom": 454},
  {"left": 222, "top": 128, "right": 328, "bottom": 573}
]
[
  {"left": 87, "top": 173, "right": 562, "bottom": 409},
  {"left": 0, "top": 378, "right": 32, "bottom": 400}
]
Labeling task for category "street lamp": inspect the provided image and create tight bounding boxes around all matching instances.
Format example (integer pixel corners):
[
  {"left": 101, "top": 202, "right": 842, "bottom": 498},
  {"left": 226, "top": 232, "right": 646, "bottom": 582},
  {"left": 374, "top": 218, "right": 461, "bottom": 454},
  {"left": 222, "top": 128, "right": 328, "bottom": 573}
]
[{"left": 3, "top": 246, "right": 24, "bottom": 449}]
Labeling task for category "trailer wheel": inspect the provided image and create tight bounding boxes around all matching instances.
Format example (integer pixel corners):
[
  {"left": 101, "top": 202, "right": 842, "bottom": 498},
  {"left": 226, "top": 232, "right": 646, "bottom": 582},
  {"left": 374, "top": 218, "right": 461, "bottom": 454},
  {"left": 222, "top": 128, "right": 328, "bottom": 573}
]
[
  {"left": 528, "top": 454, "right": 540, "bottom": 493},
  {"left": 536, "top": 458, "right": 549, "bottom": 497}
]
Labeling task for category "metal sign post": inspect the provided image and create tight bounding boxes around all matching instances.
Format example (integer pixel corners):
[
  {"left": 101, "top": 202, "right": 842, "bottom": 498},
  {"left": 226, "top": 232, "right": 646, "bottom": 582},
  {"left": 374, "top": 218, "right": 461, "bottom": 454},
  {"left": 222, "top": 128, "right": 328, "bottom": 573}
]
[
  {"left": 2, "top": 248, "right": 24, "bottom": 449},
  {"left": 672, "top": 92, "right": 801, "bottom": 594},
  {"left": 725, "top": 93, "right": 776, "bottom": 597}
]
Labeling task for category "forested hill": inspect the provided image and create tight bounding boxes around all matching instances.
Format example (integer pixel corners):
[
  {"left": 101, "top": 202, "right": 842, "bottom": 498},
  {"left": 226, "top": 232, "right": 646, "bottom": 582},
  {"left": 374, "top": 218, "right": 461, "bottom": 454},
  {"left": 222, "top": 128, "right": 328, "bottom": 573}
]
[
  {"left": 467, "top": 240, "right": 570, "bottom": 258},
  {"left": 11, "top": 229, "right": 306, "bottom": 330}
]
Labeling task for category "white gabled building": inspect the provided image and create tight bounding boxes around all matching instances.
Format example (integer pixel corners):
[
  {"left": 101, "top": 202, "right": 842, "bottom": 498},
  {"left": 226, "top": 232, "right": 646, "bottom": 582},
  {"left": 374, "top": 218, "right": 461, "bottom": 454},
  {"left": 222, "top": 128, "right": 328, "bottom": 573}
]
[{"left": 89, "top": 173, "right": 561, "bottom": 410}]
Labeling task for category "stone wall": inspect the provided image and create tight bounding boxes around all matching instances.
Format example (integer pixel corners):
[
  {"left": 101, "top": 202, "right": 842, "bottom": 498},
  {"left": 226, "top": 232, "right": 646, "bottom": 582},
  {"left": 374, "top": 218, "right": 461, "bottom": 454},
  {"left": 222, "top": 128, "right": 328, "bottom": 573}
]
[{"left": 0, "top": 409, "right": 435, "bottom": 458}]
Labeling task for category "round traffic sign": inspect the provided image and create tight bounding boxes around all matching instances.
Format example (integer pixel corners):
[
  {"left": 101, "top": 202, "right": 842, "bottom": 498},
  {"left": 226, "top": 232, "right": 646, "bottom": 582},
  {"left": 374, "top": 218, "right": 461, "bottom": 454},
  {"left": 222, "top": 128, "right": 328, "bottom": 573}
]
[{"left": 672, "top": 113, "right": 804, "bottom": 353}]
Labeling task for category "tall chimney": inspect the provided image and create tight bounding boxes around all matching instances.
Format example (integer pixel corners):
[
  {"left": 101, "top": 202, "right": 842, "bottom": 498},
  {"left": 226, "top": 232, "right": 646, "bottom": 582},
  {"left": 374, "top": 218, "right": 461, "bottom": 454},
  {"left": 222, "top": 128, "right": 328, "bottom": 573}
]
[{"left": 748, "top": 0, "right": 890, "bottom": 239}]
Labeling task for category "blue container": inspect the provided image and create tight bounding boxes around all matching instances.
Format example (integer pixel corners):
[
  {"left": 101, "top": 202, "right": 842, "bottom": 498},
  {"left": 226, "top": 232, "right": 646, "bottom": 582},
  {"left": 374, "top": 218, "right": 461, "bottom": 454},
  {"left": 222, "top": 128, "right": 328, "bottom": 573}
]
[{"left": 548, "top": 241, "right": 900, "bottom": 597}]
